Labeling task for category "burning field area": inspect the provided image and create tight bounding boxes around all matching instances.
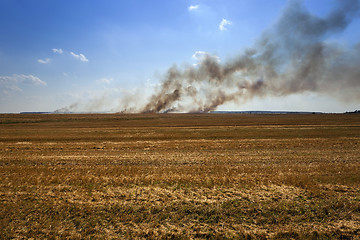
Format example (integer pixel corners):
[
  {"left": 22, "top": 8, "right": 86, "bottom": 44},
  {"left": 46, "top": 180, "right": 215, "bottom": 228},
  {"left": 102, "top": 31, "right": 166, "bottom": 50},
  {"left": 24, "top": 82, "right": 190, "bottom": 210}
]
[{"left": 0, "top": 113, "right": 359, "bottom": 239}]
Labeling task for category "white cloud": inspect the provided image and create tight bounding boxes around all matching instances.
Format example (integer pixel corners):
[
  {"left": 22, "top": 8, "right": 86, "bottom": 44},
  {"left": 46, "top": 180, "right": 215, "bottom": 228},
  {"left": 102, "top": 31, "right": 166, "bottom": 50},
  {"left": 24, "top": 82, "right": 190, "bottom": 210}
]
[
  {"left": 16, "top": 74, "right": 47, "bottom": 85},
  {"left": 96, "top": 78, "right": 113, "bottom": 84},
  {"left": 145, "top": 78, "right": 159, "bottom": 88},
  {"left": 192, "top": 51, "right": 220, "bottom": 65},
  {"left": 2, "top": 85, "right": 23, "bottom": 95},
  {"left": 0, "top": 74, "right": 46, "bottom": 86},
  {"left": 70, "top": 52, "right": 89, "bottom": 62},
  {"left": 37, "top": 58, "right": 51, "bottom": 64},
  {"left": 188, "top": 5, "right": 199, "bottom": 11},
  {"left": 219, "top": 18, "right": 232, "bottom": 31},
  {"left": 52, "top": 48, "right": 63, "bottom": 54},
  {"left": 0, "top": 74, "right": 46, "bottom": 94}
]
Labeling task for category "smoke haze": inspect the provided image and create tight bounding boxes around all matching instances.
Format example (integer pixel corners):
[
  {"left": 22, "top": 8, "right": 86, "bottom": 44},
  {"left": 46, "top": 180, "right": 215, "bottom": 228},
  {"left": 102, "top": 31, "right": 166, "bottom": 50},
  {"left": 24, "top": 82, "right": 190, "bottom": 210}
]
[{"left": 58, "top": 0, "right": 360, "bottom": 113}]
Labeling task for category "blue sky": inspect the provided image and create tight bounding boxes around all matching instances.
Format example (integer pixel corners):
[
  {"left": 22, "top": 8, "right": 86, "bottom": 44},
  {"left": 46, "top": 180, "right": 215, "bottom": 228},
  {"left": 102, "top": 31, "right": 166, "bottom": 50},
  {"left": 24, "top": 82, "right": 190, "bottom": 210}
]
[{"left": 0, "top": 0, "right": 359, "bottom": 113}]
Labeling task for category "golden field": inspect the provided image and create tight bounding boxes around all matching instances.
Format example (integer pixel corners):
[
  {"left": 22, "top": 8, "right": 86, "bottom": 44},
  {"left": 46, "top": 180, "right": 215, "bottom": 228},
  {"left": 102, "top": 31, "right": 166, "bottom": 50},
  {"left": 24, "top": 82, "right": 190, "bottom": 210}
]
[{"left": 0, "top": 113, "right": 359, "bottom": 239}]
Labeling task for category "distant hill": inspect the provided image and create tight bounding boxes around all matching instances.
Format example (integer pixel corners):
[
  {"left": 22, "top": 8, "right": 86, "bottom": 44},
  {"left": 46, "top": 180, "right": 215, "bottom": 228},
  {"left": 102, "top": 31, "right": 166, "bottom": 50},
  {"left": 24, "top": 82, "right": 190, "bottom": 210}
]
[{"left": 20, "top": 112, "right": 52, "bottom": 114}]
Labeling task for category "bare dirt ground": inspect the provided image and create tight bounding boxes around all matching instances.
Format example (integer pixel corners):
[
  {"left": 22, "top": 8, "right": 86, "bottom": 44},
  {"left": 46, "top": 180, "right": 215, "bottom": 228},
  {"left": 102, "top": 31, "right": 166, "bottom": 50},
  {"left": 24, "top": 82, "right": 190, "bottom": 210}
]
[{"left": 0, "top": 113, "right": 359, "bottom": 239}]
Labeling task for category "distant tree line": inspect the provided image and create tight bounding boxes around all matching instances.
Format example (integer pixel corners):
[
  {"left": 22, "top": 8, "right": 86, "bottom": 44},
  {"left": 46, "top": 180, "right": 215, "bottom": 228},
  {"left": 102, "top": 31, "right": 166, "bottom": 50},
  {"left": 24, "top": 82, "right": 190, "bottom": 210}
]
[{"left": 345, "top": 110, "right": 360, "bottom": 114}]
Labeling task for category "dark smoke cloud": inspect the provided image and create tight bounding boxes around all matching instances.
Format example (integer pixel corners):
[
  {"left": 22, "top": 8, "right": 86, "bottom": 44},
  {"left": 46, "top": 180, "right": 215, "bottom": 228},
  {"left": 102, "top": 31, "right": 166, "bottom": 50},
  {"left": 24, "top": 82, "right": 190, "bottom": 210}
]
[
  {"left": 142, "top": 0, "right": 360, "bottom": 113},
  {"left": 55, "top": 0, "right": 360, "bottom": 113}
]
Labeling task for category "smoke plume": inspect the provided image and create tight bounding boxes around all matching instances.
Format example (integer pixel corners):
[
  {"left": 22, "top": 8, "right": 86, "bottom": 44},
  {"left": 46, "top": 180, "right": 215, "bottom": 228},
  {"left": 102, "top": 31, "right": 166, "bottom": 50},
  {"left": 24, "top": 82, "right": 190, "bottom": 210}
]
[
  {"left": 56, "top": 0, "right": 360, "bottom": 113},
  {"left": 142, "top": 0, "right": 360, "bottom": 113}
]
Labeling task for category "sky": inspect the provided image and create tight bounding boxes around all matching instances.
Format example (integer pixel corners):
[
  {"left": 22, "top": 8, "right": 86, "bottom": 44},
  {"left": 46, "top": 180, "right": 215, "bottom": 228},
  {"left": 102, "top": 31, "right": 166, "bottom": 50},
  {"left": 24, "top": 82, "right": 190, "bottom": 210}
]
[{"left": 0, "top": 0, "right": 359, "bottom": 113}]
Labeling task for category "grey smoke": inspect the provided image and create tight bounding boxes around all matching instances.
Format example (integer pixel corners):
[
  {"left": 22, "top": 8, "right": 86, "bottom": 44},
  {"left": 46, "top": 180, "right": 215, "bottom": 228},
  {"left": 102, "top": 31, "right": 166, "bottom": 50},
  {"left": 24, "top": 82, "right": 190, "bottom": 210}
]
[
  {"left": 57, "top": 0, "right": 360, "bottom": 113},
  {"left": 142, "top": 0, "right": 360, "bottom": 113}
]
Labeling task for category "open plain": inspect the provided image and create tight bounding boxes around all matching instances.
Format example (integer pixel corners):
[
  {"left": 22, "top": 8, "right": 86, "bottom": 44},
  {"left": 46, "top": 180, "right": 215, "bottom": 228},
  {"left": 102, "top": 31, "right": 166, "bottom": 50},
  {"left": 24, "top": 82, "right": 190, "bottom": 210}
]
[{"left": 0, "top": 113, "right": 359, "bottom": 239}]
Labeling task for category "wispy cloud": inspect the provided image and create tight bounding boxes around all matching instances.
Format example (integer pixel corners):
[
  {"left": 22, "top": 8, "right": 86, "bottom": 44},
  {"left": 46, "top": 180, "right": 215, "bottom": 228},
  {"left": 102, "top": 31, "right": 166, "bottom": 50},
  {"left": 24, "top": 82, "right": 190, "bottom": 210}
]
[
  {"left": 52, "top": 48, "right": 63, "bottom": 54},
  {"left": 37, "top": 58, "right": 51, "bottom": 64},
  {"left": 219, "top": 18, "right": 232, "bottom": 31},
  {"left": 70, "top": 52, "right": 89, "bottom": 62},
  {"left": 1, "top": 85, "right": 23, "bottom": 95},
  {"left": 192, "top": 51, "right": 220, "bottom": 65},
  {"left": 15, "top": 74, "right": 46, "bottom": 85},
  {"left": 0, "top": 74, "right": 46, "bottom": 94},
  {"left": 188, "top": 5, "right": 199, "bottom": 11},
  {"left": 96, "top": 77, "right": 113, "bottom": 84}
]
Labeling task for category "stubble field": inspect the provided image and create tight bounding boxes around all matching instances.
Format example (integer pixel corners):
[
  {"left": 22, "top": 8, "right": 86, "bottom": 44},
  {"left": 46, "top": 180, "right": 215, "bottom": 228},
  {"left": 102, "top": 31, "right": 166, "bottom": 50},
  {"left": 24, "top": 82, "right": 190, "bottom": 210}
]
[{"left": 0, "top": 113, "right": 359, "bottom": 239}]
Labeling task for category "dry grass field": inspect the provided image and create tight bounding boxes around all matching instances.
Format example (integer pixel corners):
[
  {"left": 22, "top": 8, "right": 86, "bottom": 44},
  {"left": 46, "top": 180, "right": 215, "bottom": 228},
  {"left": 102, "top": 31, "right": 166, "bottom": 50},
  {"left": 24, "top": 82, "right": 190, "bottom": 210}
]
[{"left": 0, "top": 113, "right": 359, "bottom": 239}]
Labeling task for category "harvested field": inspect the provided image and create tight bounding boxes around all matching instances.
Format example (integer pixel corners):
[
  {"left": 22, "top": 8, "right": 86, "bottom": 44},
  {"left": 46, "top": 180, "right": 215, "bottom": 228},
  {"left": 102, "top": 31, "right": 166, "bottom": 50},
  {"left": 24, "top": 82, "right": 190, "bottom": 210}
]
[{"left": 0, "top": 113, "right": 359, "bottom": 239}]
